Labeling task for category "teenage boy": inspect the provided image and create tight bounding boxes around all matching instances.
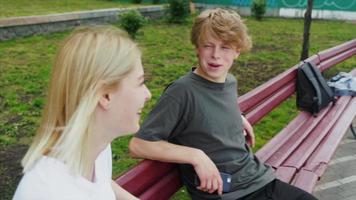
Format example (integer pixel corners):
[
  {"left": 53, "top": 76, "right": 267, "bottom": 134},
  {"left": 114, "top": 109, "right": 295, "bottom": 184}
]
[{"left": 129, "top": 8, "right": 318, "bottom": 200}]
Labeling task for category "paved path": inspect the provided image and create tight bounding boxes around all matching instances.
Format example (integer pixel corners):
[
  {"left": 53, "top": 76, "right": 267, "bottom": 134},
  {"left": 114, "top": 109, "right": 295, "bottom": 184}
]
[{"left": 313, "top": 119, "right": 356, "bottom": 200}]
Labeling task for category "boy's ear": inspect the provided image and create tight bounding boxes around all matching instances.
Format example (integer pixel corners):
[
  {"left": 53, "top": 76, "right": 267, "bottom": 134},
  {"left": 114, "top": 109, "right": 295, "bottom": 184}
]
[
  {"left": 195, "top": 47, "right": 200, "bottom": 56},
  {"left": 98, "top": 93, "right": 112, "bottom": 110},
  {"left": 235, "top": 48, "right": 241, "bottom": 59}
]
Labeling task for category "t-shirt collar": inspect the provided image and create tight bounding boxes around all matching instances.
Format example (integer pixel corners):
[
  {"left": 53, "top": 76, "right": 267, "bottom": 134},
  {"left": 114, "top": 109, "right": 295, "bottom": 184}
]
[{"left": 190, "top": 67, "right": 226, "bottom": 89}]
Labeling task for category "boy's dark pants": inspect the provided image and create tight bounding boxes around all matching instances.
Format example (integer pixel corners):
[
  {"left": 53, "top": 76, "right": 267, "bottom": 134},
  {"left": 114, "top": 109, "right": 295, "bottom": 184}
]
[{"left": 237, "top": 179, "right": 318, "bottom": 200}]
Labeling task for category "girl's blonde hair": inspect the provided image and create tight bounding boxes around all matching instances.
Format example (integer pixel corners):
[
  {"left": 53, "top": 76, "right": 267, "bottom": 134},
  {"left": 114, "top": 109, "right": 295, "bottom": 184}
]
[
  {"left": 191, "top": 8, "right": 252, "bottom": 52},
  {"left": 22, "top": 26, "right": 141, "bottom": 176}
]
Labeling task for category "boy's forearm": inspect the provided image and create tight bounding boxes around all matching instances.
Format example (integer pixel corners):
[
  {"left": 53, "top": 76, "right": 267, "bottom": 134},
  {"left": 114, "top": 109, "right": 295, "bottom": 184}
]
[
  {"left": 129, "top": 137, "right": 223, "bottom": 195},
  {"left": 129, "top": 137, "right": 202, "bottom": 165}
]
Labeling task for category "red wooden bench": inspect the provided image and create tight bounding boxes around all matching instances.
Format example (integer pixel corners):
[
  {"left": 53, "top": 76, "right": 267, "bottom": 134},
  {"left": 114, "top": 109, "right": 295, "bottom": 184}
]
[{"left": 115, "top": 39, "right": 356, "bottom": 199}]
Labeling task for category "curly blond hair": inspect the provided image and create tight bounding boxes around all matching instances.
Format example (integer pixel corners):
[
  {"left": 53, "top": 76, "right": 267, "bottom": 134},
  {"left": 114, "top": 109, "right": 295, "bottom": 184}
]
[{"left": 191, "top": 8, "right": 252, "bottom": 52}]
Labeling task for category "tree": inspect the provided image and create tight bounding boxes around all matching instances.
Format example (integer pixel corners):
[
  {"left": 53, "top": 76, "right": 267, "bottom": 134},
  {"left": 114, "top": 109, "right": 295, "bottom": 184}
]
[
  {"left": 251, "top": 0, "right": 266, "bottom": 21},
  {"left": 300, "top": 0, "right": 313, "bottom": 60}
]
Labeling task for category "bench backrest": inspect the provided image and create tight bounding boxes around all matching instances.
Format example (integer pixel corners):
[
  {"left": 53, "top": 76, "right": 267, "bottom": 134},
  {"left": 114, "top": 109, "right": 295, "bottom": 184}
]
[
  {"left": 115, "top": 39, "right": 356, "bottom": 200},
  {"left": 239, "top": 39, "right": 356, "bottom": 125}
]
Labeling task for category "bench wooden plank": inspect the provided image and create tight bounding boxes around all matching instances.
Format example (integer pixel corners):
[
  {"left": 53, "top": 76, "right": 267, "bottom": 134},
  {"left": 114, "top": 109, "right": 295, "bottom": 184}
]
[
  {"left": 317, "top": 39, "right": 356, "bottom": 62},
  {"left": 290, "top": 98, "right": 356, "bottom": 192},
  {"left": 260, "top": 107, "right": 329, "bottom": 167},
  {"left": 281, "top": 70, "right": 356, "bottom": 192},
  {"left": 283, "top": 96, "right": 352, "bottom": 169},
  {"left": 139, "top": 168, "right": 181, "bottom": 200},
  {"left": 116, "top": 160, "right": 180, "bottom": 196},
  {"left": 239, "top": 54, "right": 320, "bottom": 115},
  {"left": 259, "top": 95, "right": 353, "bottom": 169},
  {"left": 259, "top": 69, "right": 356, "bottom": 194},
  {"left": 239, "top": 50, "right": 354, "bottom": 126},
  {"left": 319, "top": 48, "right": 356, "bottom": 71},
  {"left": 291, "top": 69, "right": 356, "bottom": 175},
  {"left": 275, "top": 166, "right": 297, "bottom": 183},
  {"left": 238, "top": 66, "right": 297, "bottom": 113},
  {"left": 255, "top": 112, "right": 309, "bottom": 162},
  {"left": 239, "top": 40, "right": 355, "bottom": 124},
  {"left": 245, "top": 82, "right": 295, "bottom": 125},
  {"left": 291, "top": 169, "right": 319, "bottom": 193},
  {"left": 305, "top": 98, "right": 356, "bottom": 177}
]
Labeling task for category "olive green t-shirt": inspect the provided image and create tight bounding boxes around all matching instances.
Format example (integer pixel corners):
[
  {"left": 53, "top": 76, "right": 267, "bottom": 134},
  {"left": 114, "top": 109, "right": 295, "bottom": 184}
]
[{"left": 135, "top": 69, "right": 275, "bottom": 200}]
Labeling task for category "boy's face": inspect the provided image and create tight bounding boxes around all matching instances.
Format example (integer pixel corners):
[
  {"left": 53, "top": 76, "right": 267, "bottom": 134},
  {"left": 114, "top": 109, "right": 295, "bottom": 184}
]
[{"left": 195, "top": 33, "right": 240, "bottom": 83}]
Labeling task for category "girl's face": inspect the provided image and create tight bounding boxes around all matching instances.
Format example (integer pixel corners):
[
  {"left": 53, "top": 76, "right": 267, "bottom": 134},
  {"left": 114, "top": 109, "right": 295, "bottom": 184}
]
[{"left": 105, "top": 59, "right": 151, "bottom": 137}]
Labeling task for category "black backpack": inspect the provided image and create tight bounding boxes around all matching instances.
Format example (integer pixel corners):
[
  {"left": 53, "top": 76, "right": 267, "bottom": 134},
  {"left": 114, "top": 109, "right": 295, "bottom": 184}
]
[{"left": 296, "top": 62, "right": 335, "bottom": 116}]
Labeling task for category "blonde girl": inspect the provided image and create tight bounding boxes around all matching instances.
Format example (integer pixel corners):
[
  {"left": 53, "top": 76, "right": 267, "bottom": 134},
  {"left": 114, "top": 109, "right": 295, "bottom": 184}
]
[{"left": 13, "top": 26, "right": 151, "bottom": 200}]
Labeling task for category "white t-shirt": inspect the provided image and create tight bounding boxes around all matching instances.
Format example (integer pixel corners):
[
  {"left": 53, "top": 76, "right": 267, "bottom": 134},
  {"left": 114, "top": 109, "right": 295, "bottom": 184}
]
[{"left": 13, "top": 145, "right": 116, "bottom": 200}]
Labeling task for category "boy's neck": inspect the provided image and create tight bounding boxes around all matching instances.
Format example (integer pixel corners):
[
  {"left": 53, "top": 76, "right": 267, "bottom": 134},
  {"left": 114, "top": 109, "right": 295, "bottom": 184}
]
[{"left": 193, "top": 67, "right": 227, "bottom": 83}]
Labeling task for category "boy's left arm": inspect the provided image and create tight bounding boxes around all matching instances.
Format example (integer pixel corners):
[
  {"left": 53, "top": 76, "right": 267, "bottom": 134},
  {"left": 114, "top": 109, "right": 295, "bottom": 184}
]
[
  {"left": 111, "top": 180, "right": 139, "bottom": 200},
  {"left": 242, "top": 115, "right": 255, "bottom": 147}
]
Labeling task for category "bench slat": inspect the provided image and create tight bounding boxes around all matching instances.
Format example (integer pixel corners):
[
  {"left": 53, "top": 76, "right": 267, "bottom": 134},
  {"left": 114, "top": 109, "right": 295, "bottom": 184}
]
[
  {"left": 239, "top": 54, "right": 323, "bottom": 114},
  {"left": 290, "top": 69, "right": 356, "bottom": 175},
  {"left": 275, "top": 166, "right": 297, "bottom": 183},
  {"left": 302, "top": 68, "right": 356, "bottom": 172},
  {"left": 306, "top": 99, "right": 356, "bottom": 176},
  {"left": 116, "top": 160, "right": 179, "bottom": 196},
  {"left": 245, "top": 82, "right": 295, "bottom": 125},
  {"left": 283, "top": 96, "right": 352, "bottom": 169},
  {"left": 238, "top": 66, "right": 297, "bottom": 113},
  {"left": 317, "top": 39, "right": 356, "bottom": 62},
  {"left": 238, "top": 53, "right": 325, "bottom": 114},
  {"left": 303, "top": 54, "right": 321, "bottom": 65},
  {"left": 256, "top": 112, "right": 309, "bottom": 162},
  {"left": 319, "top": 48, "right": 356, "bottom": 72},
  {"left": 262, "top": 106, "right": 330, "bottom": 167},
  {"left": 305, "top": 98, "right": 356, "bottom": 176},
  {"left": 292, "top": 169, "right": 319, "bottom": 193},
  {"left": 139, "top": 168, "right": 182, "bottom": 200},
  {"left": 239, "top": 57, "right": 332, "bottom": 125}
]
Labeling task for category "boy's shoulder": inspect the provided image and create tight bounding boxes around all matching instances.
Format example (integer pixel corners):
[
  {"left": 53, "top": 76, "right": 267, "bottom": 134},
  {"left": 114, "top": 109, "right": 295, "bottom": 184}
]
[
  {"left": 226, "top": 73, "right": 237, "bottom": 83},
  {"left": 174, "top": 72, "right": 194, "bottom": 85},
  {"left": 163, "top": 72, "right": 193, "bottom": 94}
]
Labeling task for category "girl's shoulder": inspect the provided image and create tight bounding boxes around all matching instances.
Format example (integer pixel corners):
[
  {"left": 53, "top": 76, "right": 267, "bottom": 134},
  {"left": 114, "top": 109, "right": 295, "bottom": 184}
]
[
  {"left": 14, "top": 156, "right": 85, "bottom": 198},
  {"left": 13, "top": 157, "right": 56, "bottom": 199}
]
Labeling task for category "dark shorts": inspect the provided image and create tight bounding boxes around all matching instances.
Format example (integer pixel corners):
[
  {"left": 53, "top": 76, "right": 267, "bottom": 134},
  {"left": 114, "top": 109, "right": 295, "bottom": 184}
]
[{"left": 237, "top": 179, "right": 318, "bottom": 200}]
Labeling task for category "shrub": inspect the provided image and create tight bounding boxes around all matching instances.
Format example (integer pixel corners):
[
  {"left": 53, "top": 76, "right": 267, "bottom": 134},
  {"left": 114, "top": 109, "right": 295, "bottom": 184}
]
[
  {"left": 251, "top": 0, "right": 266, "bottom": 20},
  {"left": 166, "top": 0, "right": 190, "bottom": 24},
  {"left": 132, "top": 0, "right": 143, "bottom": 3},
  {"left": 153, "top": 0, "right": 160, "bottom": 4},
  {"left": 120, "top": 10, "right": 146, "bottom": 38}
]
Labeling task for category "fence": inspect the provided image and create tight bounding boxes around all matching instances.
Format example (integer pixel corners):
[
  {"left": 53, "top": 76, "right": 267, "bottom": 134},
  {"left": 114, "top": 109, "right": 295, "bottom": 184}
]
[{"left": 192, "top": 0, "right": 356, "bottom": 20}]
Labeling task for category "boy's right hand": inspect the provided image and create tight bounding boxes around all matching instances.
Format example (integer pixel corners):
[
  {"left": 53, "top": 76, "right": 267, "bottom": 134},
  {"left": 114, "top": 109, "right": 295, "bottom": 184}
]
[{"left": 192, "top": 150, "right": 223, "bottom": 195}]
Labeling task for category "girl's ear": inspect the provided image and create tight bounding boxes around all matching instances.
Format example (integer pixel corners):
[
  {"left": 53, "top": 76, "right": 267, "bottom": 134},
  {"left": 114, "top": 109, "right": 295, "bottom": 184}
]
[
  {"left": 98, "top": 93, "right": 111, "bottom": 110},
  {"left": 97, "top": 81, "right": 112, "bottom": 110}
]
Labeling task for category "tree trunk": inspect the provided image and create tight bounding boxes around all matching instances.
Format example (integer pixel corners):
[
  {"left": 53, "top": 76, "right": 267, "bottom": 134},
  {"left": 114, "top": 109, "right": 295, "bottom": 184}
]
[{"left": 301, "top": 0, "right": 313, "bottom": 61}]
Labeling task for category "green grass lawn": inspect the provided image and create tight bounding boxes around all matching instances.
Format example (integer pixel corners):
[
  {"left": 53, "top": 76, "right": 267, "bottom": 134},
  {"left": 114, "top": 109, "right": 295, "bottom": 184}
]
[
  {"left": 0, "top": 0, "right": 154, "bottom": 19},
  {"left": 0, "top": 16, "right": 355, "bottom": 199}
]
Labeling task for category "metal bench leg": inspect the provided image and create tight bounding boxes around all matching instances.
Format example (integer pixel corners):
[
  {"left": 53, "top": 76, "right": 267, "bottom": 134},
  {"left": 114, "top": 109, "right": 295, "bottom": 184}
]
[{"left": 351, "top": 124, "right": 356, "bottom": 139}]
